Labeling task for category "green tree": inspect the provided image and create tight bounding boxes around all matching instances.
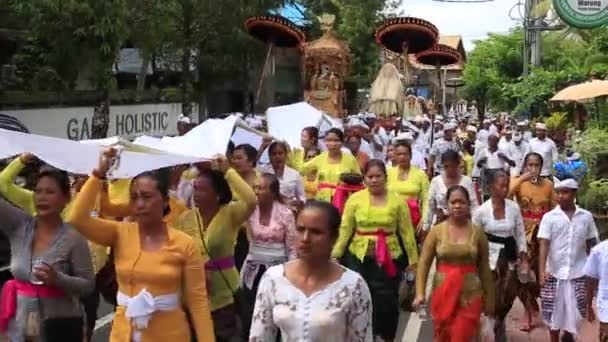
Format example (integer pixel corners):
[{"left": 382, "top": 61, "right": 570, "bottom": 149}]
[
  {"left": 127, "top": 0, "right": 168, "bottom": 92},
  {"left": 461, "top": 30, "right": 523, "bottom": 117},
  {"left": 9, "top": 0, "right": 128, "bottom": 138}
]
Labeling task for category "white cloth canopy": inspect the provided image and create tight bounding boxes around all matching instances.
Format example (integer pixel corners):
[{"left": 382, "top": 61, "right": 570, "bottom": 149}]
[
  {"left": 266, "top": 102, "right": 342, "bottom": 149},
  {"left": 0, "top": 115, "right": 240, "bottom": 178}
]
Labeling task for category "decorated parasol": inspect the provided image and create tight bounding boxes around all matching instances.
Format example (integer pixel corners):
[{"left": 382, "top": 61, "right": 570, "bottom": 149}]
[
  {"left": 375, "top": 17, "right": 439, "bottom": 84},
  {"left": 415, "top": 44, "right": 461, "bottom": 115},
  {"left": 245, "top": 15, "right": 305, "bottom": 106}
]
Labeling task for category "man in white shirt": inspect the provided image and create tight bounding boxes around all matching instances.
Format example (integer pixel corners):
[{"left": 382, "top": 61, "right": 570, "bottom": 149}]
[
  {"left": 428, "top": 122, "right": 460, "bottom": 177},
  {"left": 583, "top": 239, "right": 608, "bottom": 341},
  {"left": 509, "top": 132, "right": 529, "bottom": 176},
  {"left": 538, "top": 178, "right": 598, "bottom": 340},
  {"left": 479, "top": 119, "right": 491, "bottom": 138},
  {"left": 392, "top": 132, "right": 426, "bottom": 170},
  {"left": 517, "top": 120, "right": 533, "bottom": 142},
  {"left": 498, "top": 128, "right": 513, "bottom": 152},
  {"left": 527, "top": 123, "right": 558, "bottom": 177},
  {"left": 476, "top": 131, "right": 515, "bottom": 198}
]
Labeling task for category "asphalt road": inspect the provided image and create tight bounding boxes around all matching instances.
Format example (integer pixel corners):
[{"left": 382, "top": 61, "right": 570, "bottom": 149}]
[{"left": 91, "top": 298, "right": 113, "bottom": 342}]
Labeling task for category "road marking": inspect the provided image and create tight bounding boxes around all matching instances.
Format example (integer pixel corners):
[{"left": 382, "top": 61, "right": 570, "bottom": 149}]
[
  {"left": 401, "top": 312, "right": 423, "bottom": 341},
  {"left": 94, "top": 312, "right": 114, "bottom": 331}
]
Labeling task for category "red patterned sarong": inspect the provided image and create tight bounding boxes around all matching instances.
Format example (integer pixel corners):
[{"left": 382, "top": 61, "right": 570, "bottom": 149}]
[{"left": 431, "top": 263, "right": 483, "bottom": 342}]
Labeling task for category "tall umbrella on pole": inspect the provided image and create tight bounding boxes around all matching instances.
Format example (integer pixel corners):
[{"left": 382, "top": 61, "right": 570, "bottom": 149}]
[
  {"left": 245, "top": 15, "right": 305, "bottom": 107},
  {"left": 374, "top": 17, "right": 439, "bottom": 85},
  {"left": 415, "top": 44, "right": 461, "bottom": 115}
]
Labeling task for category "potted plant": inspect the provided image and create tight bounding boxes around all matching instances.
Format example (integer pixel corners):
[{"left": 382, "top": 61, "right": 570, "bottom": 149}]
[
  {"left": 573, "top": 128, "right": 608, "bottom": 179},
  {"left": 579, "top": 179, "right": 608, "bottom": 240}
]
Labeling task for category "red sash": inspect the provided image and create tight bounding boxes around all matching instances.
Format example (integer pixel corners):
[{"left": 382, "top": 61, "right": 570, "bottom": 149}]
[
  {"left": 406, "top": 198, "right": 421, "bottom": 227},
  {"left": 318, "top": 183, "right": 365, "bottom": 214},
  {"left": 355, "top": 230, "right": 398, "bottom": 277}
]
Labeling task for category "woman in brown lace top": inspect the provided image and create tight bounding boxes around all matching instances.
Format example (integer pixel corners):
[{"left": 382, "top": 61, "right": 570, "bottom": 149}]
[{"left": 413, "top": 185, "right": 494, "bottom": 341}]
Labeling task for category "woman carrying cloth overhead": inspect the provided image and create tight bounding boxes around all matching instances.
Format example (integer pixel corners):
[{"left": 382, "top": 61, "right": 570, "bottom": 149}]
[
  {"left": 172, "top": 154, "right": 257, "bottom": 341},
  {"left": 67, "top": 149, "right": 215, "bottom": 342}
]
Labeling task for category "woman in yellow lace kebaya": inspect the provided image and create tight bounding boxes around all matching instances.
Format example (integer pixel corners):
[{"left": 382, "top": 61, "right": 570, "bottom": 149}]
[
  {"left": 67, "top": 149, "right": 215, "bottom": 342},
  {"left": 231, "top": 144, "right": 261, "bottom": 273},
  {"left": 300, "top": 128, "right": 360, "bottom": 203},
  {"left": 172, "top": 157, "right": 257, "bottom": 341},
  {"left": 387, "top": 141, "right": 429, "bottom": 230},
  {"left": 414, "top": 185, "right": 494, "bottom": 342},
  {"left": 509, "top": 152, "right": 554, "bottom": 331},
  {"left": 333, "top": 160, "right": 418, "bottom": 341}
]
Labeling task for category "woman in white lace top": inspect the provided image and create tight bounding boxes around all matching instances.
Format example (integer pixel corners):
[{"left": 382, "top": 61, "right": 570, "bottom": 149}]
[
  {"left": 249, "top": 201, "right": 373, "bottom": 342},
  {"left": 423, "top": 150, "right": 479, "bottom": 232}
]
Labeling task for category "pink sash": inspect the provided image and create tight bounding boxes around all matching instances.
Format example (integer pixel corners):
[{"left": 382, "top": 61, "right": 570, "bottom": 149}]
[{"left": 0, "top": 279, "right": 64, "bottom": 332}]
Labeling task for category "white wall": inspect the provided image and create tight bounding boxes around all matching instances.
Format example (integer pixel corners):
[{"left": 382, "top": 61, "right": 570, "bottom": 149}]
[{"left": 4, "top": 103, "right": 198, "bottom": 140}]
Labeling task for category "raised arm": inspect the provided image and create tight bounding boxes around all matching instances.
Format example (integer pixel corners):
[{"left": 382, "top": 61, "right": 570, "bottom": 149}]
[
  {"left": 66, "top": 176, "right": 120, "bottom": 247},
  {"left": 183, "top": 240, "right": 215, "bottom": 342},
  {"left": 99, "top": 184, "right": 131, "bottom": 218},
  {"left": 0, "top": 155, "right": 36, "bottom": 215},
  {"left": 0, "top": 191, "right": 30, "bottom": 237},
  {"left": 300, "top": 153, "right": 322, "bottom": 176},
  {"left": 226, "top": 168, "right": 257, "bottom": 228},
  {"left": 397, "top": 202, "right": 418, "bottom": 266},
  {"left": 54, "top": 234, "right": 95, "bottom": 297}
]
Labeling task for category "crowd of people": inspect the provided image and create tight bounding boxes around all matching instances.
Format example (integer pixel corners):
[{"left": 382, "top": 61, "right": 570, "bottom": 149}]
[{"left": 0, "top": 108, "right": 605, "bottom": 342}]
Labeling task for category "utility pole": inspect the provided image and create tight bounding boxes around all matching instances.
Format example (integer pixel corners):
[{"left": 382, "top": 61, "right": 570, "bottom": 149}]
[
  {"left": 522, "top": 0, "right": 531, "bottom": 76},
  {"left": 522, "top": 0, "right": 565, "bottom": 76}
]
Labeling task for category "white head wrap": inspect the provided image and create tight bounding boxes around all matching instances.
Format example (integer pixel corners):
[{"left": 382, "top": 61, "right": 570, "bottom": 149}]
[
  {"left": 554, "top": 178, "right": 578, "bottom": 190},
  {"left": 177, "top": 114, "right": 191, "bottom": 124},
  {"left": 535, "top": 123, "right": 547, "bottom": 130},
  {"left": 392, "top": 132, "right": 414, "bottom": 144},
  {"left": 443, "top": 122, "right": 457, "bottom": 131}
]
